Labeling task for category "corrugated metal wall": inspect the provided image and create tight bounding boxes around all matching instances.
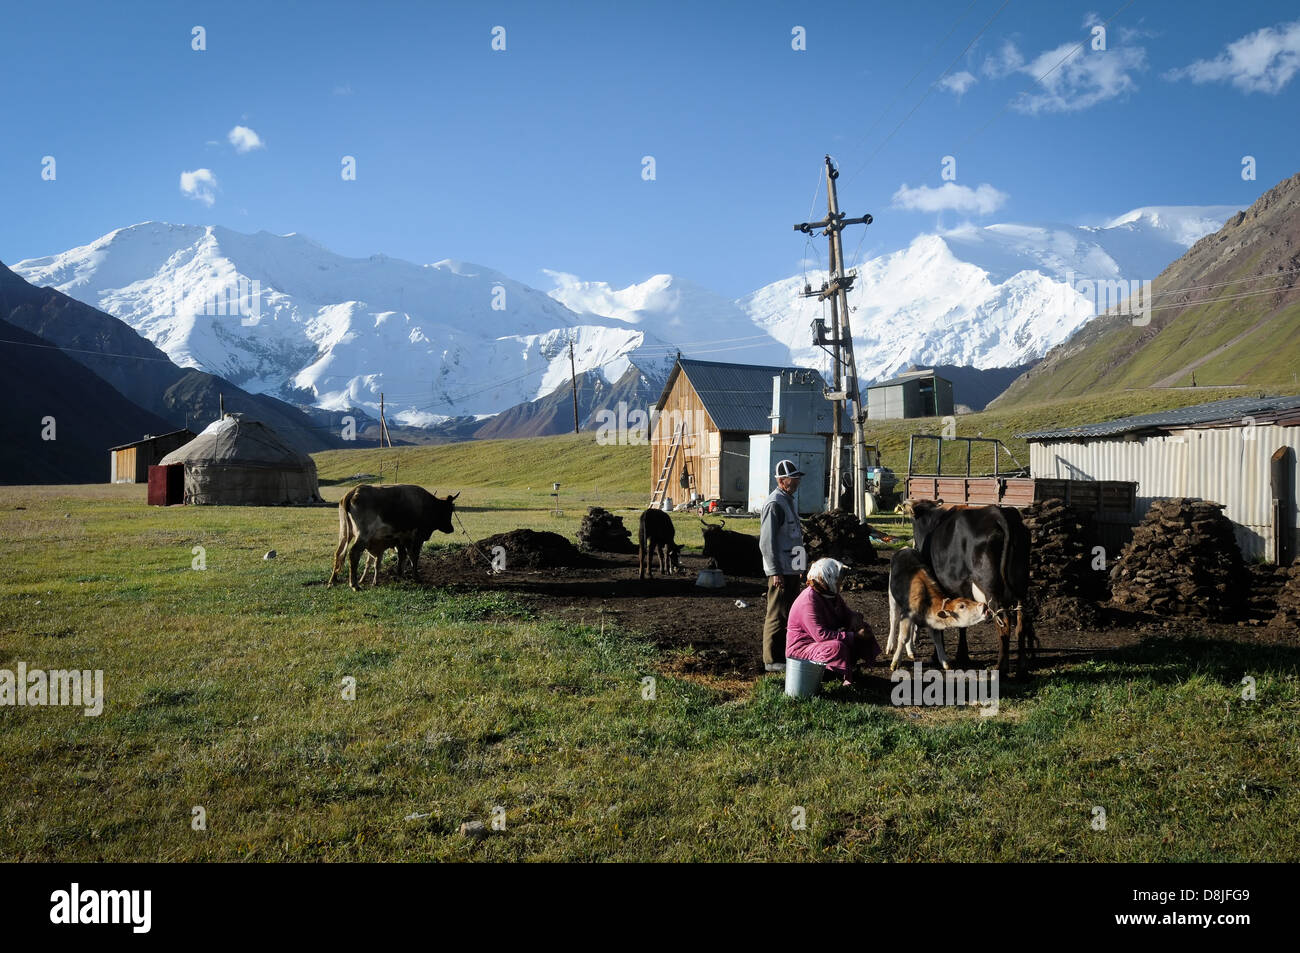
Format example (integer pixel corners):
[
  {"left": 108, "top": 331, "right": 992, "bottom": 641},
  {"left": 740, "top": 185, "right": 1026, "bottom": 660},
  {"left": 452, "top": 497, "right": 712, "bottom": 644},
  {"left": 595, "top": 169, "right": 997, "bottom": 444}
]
[{"left": 1030, "top": 424, "right": 1300, "bottom": 560}]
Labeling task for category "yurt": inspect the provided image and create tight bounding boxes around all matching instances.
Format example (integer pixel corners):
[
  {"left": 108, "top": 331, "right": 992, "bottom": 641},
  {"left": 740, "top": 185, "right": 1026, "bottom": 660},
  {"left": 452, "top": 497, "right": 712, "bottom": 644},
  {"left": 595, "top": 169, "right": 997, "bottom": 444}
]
[{"left": 157, "top": 414, "right": 322, "bottom": 505}]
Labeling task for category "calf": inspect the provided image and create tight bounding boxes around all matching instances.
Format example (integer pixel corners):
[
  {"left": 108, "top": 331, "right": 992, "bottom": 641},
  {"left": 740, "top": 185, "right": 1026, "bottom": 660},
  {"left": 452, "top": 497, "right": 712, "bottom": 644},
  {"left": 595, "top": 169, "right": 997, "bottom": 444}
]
[
  {"left": 886, "top": 548, "right": 992, "bottom": 671},
  {"left": 699, "top": 519, "right": 763, "bottom": 576},
  {"left": 911, "top": 501, "right": 1037, "bottom": 677},
  {"left": 327, "top": 484, "right": 459, "bottom": 591},
  {"left": 638, "top": 508, "right": 682, "bottom": 579},
  {"left": 360, "top": 540, "right": 418, "bottom": 585}
]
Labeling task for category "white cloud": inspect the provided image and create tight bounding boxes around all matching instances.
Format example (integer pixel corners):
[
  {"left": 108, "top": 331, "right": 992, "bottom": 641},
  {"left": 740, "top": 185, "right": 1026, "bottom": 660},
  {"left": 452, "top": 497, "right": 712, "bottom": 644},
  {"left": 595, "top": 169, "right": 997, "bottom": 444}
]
[
  {"left": 981, "top": 40, "right": 1024, "bottom": 78},
  {"left": 892, "top": 182, "right": 1008, "bottom": 215},
  {"left": 541, "top": 268, "right": 582, "bottom": 289},
  {"left": 938, "top": 70, "right": 977, "bottom": 96},
  {"left": 1164, "top": 19, "right": 1300, "bottom": 94},
  {"left": 984, "top": 39, "right": 1146, "bottom": 113},
  {"left": 227, "top": 125, "right": 264, "bottom": 153},
  {"left": 333, "top": 82, "right": 353, "bottom": 96},
  {"left": 179, "top": 168, "right": 218, "bottom": 206}
]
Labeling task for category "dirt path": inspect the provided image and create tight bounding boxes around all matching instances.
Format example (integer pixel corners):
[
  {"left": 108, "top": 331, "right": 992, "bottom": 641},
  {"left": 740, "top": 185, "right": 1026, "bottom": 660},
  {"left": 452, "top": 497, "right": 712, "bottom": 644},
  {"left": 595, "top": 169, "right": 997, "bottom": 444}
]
[{"left": 1151, "top": 308, "right": 1289, "bottom": 387}]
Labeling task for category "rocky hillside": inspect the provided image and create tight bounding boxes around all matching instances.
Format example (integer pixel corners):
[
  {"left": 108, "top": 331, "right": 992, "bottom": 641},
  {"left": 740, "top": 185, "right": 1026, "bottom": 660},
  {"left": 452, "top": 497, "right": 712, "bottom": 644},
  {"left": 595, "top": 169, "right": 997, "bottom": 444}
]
[
  {"left": 0, "top": 260, "right": 353, "bottom": 455},
  {"left": 994, "top": 172, "right": 1300, "bottom": 407}
]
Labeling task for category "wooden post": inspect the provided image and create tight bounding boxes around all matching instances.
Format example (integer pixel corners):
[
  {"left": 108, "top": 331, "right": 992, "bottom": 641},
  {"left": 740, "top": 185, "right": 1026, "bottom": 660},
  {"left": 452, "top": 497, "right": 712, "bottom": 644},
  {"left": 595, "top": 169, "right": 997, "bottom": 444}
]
[
  {"left": 794, "top": 155, "right": 872, "bottom": 520},
  {"left": 218, "top": 393, "right": 224, "bottom": 419},
  {"left": 828, "top": 293, "right": 842, "bottom": 509},
  {"left": 569, "top": 336, "right": 580, "bottom": 435}
]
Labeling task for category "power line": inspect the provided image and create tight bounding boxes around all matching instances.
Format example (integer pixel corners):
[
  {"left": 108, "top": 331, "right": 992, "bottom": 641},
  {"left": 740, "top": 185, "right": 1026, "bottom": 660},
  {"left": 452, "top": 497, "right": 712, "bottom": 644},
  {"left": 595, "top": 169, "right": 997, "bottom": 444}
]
[
  {"left": 844, "top": 0, "right": 1013, "bottom": 185},
  {"left": 839, "top": 0, "right": 982, "bottom": 168},
  {"left": 1147, "top": 266, "right": 1300, "bottom": 302},
  {"left": 953, "top": 0, "right": 1137, "bottom": 151},
  {"left": 0, "top": 338, "right": 178, "bottom": 362}
]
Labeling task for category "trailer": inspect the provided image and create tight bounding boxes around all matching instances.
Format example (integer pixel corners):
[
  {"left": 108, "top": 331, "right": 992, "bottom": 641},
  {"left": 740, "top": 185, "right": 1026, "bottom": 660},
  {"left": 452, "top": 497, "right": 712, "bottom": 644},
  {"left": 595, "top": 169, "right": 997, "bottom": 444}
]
[{"left": 905, "top": 434, "right": 1137, "bottom": 530}]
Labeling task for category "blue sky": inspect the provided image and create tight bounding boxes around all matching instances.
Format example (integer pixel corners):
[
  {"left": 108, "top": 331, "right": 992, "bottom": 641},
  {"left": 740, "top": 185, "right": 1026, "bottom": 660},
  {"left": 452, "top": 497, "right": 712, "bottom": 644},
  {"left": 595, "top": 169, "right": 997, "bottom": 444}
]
[{"left": 2, "top": 0, "right": 1297, "bottom": 297}]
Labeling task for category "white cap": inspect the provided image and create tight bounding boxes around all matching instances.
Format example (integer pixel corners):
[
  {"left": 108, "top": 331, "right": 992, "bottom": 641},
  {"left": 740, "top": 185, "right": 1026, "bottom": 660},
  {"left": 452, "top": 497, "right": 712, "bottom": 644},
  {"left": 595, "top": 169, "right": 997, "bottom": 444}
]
[{"left": 775, "top": 459, "right": 805, "bottom": 479}]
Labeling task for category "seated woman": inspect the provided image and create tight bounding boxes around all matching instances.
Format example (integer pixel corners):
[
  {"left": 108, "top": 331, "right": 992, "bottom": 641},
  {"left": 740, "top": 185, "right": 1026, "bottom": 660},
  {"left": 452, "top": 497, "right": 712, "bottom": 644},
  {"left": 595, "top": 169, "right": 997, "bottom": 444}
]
[{"left": 785, "top": 558, "right": 880, "bottom": 687}]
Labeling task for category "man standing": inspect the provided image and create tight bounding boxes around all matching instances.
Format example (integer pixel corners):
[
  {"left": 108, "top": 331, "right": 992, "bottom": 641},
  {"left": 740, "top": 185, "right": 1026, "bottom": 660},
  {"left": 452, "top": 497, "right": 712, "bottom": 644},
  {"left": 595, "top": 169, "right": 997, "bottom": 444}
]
[{"left": 759, "top": 459, "right": 805, "bottom": 672}]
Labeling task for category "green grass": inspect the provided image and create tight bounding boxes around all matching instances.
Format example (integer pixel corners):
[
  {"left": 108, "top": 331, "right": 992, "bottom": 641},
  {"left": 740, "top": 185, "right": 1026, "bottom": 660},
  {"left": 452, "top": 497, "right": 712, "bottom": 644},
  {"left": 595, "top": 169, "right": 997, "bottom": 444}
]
[
  {"left": 996, "top": 285, "right": 1300, "bottom": 406},
  {"left": 1, "top": 484, "right": 1297, "bottom": 861},
  {"left": 855, "top": 387, "right": 1271, "bottom": 477},
  {"left": 309, "top": 390, "right": 1294, "bottom": 507}
]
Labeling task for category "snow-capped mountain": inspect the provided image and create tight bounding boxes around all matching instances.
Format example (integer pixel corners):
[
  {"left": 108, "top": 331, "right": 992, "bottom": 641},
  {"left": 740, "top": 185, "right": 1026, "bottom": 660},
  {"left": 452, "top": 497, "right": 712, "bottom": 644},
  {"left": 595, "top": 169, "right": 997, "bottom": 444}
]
[
  {"left": 13, "top": 223, "right": 680, "bottom": 426},
  {"left": 13, "top": 204, "right": 1237, "bottom": 425},
  {"left": 741, "top": 204, "right": 1240, "bottom": 382},
  {"left": 545, "top": 271, "right": 790, "bottom": 366}
]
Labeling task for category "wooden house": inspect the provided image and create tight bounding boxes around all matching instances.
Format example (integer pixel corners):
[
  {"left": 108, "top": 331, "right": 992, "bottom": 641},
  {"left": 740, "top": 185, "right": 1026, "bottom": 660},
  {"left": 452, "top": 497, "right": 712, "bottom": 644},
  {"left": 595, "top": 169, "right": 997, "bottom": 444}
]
[{"left": 649, "top": 358, "right": 847, "bottom": 505}]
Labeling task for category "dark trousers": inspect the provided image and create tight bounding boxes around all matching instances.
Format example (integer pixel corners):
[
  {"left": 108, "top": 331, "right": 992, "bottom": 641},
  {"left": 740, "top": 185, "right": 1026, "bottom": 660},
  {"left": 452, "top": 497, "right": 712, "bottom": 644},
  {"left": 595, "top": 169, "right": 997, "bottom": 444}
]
[{"left": 763, "top": 575, "right": 801, "bottom": 665}]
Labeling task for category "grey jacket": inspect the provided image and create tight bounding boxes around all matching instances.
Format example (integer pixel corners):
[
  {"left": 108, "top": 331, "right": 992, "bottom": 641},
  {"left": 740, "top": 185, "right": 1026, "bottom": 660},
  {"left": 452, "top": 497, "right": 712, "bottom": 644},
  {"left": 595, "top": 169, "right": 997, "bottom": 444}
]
[{"left": 759, "top": 486, "right": 803, "bottom": 576}]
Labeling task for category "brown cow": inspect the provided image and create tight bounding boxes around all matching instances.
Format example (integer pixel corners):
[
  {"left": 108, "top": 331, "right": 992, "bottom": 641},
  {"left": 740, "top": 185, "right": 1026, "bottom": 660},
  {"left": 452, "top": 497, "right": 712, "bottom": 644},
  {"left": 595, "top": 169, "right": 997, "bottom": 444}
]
[
  {"left": 327, "top": 484, "right": 459, "bottom": 591},
  {"left": 886, "top": 547, "right": 992, "bottom": 671}
]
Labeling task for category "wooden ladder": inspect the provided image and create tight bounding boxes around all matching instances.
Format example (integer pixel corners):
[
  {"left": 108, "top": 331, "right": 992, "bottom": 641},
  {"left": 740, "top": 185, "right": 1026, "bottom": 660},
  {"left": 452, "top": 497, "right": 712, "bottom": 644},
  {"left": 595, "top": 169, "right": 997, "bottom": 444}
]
[{"left": 651, "top": 421, "right": 686, "bottom": 507}]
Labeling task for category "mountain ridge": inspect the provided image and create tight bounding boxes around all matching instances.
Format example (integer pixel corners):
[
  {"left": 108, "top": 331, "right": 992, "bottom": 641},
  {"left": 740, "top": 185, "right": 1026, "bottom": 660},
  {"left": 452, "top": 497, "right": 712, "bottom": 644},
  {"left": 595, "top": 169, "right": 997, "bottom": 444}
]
[
  {"left": 11, "top": 202, "right": 1240, "bottom": 429},
  {"left": 992, "top": 171, "right": 1300, "bottom": 406}
]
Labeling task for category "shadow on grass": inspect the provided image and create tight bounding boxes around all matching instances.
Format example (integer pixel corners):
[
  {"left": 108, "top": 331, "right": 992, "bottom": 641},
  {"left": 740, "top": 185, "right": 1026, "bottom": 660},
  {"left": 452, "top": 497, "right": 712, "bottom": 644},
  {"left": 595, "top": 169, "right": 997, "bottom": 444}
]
[
  {"left": 1040, "top": 635, "right": 1300, "bottom": 688},
  {"left": 788, "top": 635, "right": 1300, "bottom": 709}
]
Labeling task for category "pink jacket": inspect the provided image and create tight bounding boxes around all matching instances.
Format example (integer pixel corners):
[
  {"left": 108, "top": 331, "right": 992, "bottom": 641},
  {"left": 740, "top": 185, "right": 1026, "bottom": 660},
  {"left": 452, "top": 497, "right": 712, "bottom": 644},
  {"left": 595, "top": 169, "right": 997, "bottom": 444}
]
[{"left": 785, "top": 584, "right": 861, "bottom": 659}]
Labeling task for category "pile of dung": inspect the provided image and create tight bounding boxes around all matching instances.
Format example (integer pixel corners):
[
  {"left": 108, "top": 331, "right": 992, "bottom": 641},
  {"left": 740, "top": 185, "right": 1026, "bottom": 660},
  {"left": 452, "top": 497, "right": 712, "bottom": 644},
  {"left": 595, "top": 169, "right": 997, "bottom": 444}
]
[
  {"left": 577, "top": 507, "right": 636, "bottom": 554},
  {"left": 800, "top": 510, "right": 876, "bottom": 566},
  {"left": 458, "top": 529, "right": 596, "bottom": 570}
]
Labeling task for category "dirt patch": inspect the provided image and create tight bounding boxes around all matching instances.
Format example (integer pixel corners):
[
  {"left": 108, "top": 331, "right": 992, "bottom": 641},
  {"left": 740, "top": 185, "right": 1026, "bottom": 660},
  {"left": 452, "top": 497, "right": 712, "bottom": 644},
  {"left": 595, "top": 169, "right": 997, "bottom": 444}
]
[{"left": 413, "top": 540, "right": 1297, "bottom": 694}]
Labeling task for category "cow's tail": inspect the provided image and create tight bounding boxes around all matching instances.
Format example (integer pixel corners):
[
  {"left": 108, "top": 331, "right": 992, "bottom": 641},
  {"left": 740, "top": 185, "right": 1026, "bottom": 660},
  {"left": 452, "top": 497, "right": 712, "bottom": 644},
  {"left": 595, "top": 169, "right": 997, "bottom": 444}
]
[{"left": 329, "top": 488, "right": 359, "bottom": 584}]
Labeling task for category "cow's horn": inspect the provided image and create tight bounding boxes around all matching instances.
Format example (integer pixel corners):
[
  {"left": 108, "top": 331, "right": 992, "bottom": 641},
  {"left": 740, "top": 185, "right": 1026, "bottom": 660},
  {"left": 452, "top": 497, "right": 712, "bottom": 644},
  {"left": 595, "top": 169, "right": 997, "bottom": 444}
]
[{"left": 449, "top": 491, "right": 460, "bottom": 501}]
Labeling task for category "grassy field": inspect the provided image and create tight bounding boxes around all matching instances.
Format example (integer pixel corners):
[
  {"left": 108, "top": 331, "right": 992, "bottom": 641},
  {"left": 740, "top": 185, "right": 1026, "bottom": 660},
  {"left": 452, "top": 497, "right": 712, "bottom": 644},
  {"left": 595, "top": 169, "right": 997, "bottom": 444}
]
[
  {"left": 2, "top": 462, "right": 1298, "bottom": 861},
  {"left": 316, "top": 388, "right": 1288, "bottom": 498}
]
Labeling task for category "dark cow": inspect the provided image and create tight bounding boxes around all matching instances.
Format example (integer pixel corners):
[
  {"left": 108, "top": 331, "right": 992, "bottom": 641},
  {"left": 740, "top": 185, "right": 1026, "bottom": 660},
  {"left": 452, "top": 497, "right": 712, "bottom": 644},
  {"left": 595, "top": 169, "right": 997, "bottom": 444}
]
[
  {"left": 699, "top": 519, "right": 763, "bottom": 576},
  {"left": 886, "top": 547, "right": 992, "bottom": 671},
  {"left": 327, "top": 484, "right": 459, "bottom": 591},
  {"left": 638, "top": 508, "right": 682, "bottom": 579},
  {"left": 911, "top": 501, "right": 1037, "bottom": 678}
]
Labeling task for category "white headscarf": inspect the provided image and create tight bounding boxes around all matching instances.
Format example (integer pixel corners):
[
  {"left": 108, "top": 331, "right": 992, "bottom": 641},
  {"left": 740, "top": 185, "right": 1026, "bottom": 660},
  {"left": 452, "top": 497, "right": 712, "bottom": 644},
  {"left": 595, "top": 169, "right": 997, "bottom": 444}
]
[{"left": 807, "top": 557, "right": 846, "bottom": 595}]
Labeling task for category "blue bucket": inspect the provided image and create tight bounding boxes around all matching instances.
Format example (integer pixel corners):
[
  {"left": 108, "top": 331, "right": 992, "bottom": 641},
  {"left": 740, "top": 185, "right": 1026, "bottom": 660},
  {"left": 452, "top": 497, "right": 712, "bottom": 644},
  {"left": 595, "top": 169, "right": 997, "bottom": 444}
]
[{"left": 784, "top": 657, "right": 827, "bottom": 699}]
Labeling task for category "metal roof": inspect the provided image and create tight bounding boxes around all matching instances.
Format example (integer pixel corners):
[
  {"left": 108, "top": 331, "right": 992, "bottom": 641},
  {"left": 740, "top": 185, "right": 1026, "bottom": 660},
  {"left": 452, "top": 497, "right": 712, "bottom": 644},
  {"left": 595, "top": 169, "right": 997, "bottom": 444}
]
[
  {"left": 656, "top": 358, "right": 849, "bottom": 434},
  {"left": 867, "top": 369, "right": 951, "bottom": 389},
  {"left": 1018, "top": 394, "right": 1300, "bottom": 441},
  {"left": 107, "top": 429, "right": 197, "bottom": 452}
]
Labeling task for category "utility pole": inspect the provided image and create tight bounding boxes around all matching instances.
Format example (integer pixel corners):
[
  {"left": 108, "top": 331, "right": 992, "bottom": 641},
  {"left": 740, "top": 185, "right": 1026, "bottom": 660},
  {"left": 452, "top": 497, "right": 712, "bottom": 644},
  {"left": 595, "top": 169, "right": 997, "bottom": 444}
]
[
  {"left": 795, "top": 155, "right": 872, "bottom": 521},
  {"left": 568, "top": 335, "right": 580, "bottom": 435},
  {"left": 379, "top": 392, "right": 392, "bottom": 448},
  {"left": 218, "top": 392, "right": 224, "bottom": 419}
]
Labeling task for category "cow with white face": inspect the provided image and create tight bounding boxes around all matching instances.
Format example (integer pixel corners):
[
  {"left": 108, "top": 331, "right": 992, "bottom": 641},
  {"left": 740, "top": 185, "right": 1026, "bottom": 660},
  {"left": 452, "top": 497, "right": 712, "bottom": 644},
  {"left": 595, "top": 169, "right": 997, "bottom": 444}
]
[
  {"left": 327, "top": 484, "right": 459, "bottom": 591},
  {"left": 886, "top": 547, "right": 992, "bottom": 671}
]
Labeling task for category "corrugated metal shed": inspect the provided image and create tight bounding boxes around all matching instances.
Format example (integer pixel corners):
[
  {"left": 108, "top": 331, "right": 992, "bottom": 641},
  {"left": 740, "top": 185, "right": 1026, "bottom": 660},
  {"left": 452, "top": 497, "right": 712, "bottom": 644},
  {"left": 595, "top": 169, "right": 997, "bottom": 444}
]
[
  {"left": 108, "top": 428, "right": 197, "bottom": 484},
  {"left": 866, "top": 369, "right": 954, "bottom": 420},
  {"left": 1022, "top": 396, "right": 1300, "bottom": 561},
  {"left": 1019, "top": 394, "right": 1300, "bottom": 440}
]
